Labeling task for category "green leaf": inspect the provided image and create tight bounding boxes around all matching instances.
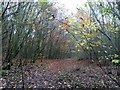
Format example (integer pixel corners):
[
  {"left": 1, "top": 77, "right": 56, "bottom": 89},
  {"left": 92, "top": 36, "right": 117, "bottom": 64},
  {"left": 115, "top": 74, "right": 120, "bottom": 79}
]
[
  {"left": 112, "top": 59, "right": 120, "bottom": 64},
  {"left": 49, "top": 16, "right": 53, "bottom": 20},
  {"left": 114, "top": 54, "right": 119, "bottom": 58},
  {"left": 68, "top": 18, "right": 74, "bottom": 23}
]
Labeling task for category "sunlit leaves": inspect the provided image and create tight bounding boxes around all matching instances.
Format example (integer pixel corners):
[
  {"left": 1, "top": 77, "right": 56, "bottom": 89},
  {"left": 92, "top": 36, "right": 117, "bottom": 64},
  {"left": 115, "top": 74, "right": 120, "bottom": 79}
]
[
  {"left": 112, "top": 59, "right": 120, "bottom": 66},
  {"left": 81, "top": 43, "right": 84, "bottom": 46},
  {"left": 112, "top": 59, "right": 120, "bottom": 64},
  {"left": 94, "top": 41, "right": 101, "bottom": 46},
  {"left": 81, "top": 40, "right": 87, "bottom": 46},
  {"left": 75, "top": 43, "right": 80, "bottom": 49},
  {"left": 68, "top": 18, "right": 74, "bottom": 24},
  {"left": 114, "top": 54, "right": 119, "bottom": 58},
  {"left": 49, "top": 16, "right": 53, "bottom": 20},
  {"left": 74, "top": 31, "right": 78, "bottom": 35}
]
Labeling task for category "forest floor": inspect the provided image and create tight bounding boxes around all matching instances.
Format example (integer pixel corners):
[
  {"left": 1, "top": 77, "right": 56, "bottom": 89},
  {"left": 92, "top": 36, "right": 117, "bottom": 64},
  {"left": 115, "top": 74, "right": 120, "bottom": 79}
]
[{"left": 1, "top": 58, "right": 120, "bottom": 89}]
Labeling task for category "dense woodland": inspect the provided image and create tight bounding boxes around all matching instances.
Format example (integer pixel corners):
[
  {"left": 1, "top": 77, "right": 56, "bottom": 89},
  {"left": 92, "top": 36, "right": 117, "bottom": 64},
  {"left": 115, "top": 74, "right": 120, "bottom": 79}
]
[{"left": 0, "top": 0, "right": 120, "bottom": 89}]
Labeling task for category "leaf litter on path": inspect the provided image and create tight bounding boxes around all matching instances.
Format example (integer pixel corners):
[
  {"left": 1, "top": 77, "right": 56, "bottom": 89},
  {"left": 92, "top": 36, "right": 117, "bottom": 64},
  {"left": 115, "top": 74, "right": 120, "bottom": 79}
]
[{"left": 2, "top": 59, "right": 120, "bottom": 89}]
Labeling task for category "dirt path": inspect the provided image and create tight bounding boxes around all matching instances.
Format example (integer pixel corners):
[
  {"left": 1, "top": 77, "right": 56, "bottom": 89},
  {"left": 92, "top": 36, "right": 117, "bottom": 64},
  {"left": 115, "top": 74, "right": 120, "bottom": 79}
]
[{"left": 2, "top": 58, "right": 120, "bottom": 89}]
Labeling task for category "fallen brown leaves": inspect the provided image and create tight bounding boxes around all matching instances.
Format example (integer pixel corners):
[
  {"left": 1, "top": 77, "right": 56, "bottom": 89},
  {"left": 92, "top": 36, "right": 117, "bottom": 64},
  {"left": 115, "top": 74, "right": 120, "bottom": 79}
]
[{"left": 1, "top": 58, "right": 120, "bottom": 89}]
